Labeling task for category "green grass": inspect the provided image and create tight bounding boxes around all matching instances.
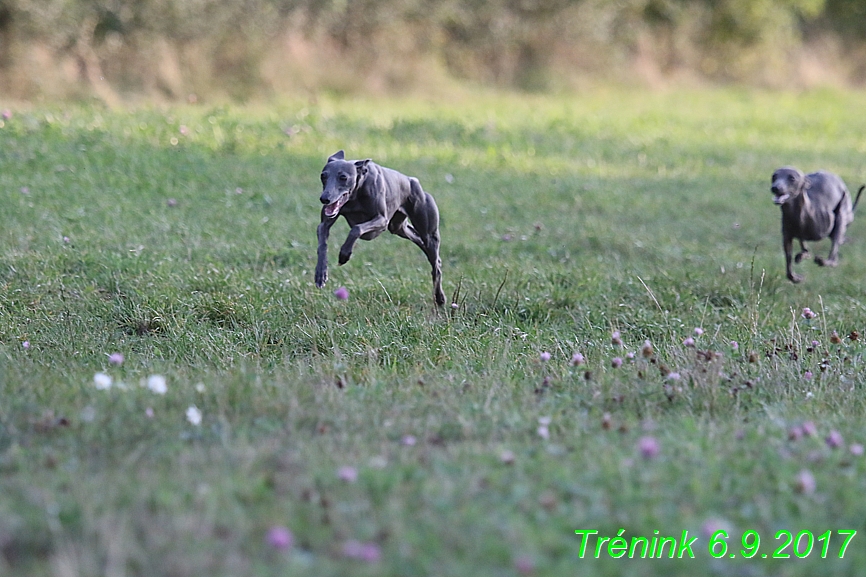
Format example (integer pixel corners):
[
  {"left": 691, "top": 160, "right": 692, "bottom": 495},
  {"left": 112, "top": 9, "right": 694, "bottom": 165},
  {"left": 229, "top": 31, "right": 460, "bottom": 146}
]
[{"left": 2, "top": 88, "right": 866, "bottom": 576}]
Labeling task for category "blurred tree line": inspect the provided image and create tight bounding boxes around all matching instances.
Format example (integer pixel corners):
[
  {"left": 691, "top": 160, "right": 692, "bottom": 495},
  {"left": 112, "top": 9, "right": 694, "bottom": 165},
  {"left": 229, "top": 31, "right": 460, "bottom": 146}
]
[{"left": 0, "top": 0, "right": 864, "bottom": 100}]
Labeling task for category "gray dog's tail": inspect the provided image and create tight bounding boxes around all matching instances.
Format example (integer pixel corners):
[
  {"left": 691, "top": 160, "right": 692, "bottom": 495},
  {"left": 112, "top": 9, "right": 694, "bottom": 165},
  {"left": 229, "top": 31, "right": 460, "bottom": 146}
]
[{"left": 855, "top": 185, "right": 865, "bottom": 212}]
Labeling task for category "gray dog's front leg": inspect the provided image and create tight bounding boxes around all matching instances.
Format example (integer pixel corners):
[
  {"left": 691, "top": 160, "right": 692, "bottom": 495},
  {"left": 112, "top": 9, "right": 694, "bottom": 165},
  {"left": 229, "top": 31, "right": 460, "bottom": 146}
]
[
  {"left": 784, "top": 235, "right": 803, "bottom": 283},
  {"left": 339, "top": 217, "right": 388, "bottom": 265},
  {"left": 316, "top": 219, "right": 334, "bottom": 287}
]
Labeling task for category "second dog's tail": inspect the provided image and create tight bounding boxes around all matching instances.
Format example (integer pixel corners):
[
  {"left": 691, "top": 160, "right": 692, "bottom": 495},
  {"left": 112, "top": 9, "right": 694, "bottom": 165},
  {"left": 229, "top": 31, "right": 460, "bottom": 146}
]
[{"left": 855, "top": 185, "right": 865, "bottom": 212}]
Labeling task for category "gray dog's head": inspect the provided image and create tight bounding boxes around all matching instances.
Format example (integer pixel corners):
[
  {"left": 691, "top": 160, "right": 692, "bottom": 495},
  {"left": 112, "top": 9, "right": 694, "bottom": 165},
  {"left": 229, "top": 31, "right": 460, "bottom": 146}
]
[
  {"left": 771, "top": 166, "right": 809, "bottom": 206},
  {"left": 320, "top": 150, "right": 370, "bottom": 218}
]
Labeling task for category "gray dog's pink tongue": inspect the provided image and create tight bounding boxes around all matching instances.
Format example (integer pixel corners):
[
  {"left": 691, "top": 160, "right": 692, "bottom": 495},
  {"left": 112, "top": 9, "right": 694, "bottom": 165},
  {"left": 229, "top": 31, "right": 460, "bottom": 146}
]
[{"left": 324, "top": 194, "right": 347, "bottom": 217}]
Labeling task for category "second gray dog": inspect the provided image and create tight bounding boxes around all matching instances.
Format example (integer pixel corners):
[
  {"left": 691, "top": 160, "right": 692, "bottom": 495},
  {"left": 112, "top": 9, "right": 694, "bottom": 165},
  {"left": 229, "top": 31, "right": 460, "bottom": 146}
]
[
  {"left": 316, "top": 150, "right": 445, "bottom": 306},
  {"left": 771, "top": 166, "right": 864, "bottom": 283}
]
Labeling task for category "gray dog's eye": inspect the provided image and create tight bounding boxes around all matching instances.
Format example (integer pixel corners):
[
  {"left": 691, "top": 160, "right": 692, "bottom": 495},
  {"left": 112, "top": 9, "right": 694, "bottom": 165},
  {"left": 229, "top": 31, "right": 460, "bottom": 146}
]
[
  {"left": 787, "top": 175, "right": 795, "bottom": 182},
  {"left": 320, "top": 173, "right": 327, "bottom": 182},
  {"left": 339, "top": 174, "right": 349, "bottom": 182}
]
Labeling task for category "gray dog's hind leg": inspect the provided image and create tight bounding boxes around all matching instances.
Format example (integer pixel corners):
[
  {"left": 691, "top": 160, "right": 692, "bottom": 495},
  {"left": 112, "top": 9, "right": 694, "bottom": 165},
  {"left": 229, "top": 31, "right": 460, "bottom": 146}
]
[
  {"left": 392, "top": 181, "right": 446, "bottom": 306},
  {"left": 424, "top": 230, "right": 446, "bottom": 307},
  {"left": 794, "top": 240, "right": 809, "bottom": 264},
  {"left": 816, "top": 215, "right": 846, "bottom": 267}
]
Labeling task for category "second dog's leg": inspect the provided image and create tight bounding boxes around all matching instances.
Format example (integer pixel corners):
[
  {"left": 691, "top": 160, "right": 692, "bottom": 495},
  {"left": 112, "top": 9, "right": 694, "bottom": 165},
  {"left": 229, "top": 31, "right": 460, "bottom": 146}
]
[
  {"left": 794, "top": 240, "right": 809, "bottom": 264},
  {"left": 784, "top": 234, "right": 803, "bottom": 283},
  {"left": 816, "top": 218, "right": 846, "bottom": 267}
]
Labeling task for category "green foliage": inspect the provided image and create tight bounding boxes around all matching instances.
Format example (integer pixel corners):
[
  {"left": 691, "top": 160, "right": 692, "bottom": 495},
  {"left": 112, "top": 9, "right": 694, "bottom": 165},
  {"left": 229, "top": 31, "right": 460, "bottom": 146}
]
[
  {"left": 0, "top": 0, "right": 864, "bottom": 98},
  {"left": 1, "top": 90, "right": 866, "bottom": 574}
]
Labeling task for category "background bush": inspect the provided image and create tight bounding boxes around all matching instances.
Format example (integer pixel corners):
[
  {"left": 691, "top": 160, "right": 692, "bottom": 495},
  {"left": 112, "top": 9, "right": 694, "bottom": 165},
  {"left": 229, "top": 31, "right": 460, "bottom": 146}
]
[{"left": 0, "top": 0, "right": 864, "bottom": 100}]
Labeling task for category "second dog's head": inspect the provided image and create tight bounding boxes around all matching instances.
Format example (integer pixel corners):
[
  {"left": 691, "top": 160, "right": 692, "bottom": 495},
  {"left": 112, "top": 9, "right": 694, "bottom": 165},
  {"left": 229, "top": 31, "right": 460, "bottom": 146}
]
[
  {"left": 320, "top": 150, "right": 370, "bottom": 218},
  {"left": 771, "top": 166, "right": 809, "bottom": 206}
]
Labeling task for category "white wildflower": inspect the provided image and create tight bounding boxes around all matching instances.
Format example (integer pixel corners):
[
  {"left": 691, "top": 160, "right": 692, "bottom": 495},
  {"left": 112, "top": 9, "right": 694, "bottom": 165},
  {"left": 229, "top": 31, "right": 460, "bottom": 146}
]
[
  {"left": 147, "top": 375, "right": 167, "bottom": 395},
  {"left": 94, "top": 372, "right": 113, "bottom": 390},
  {"left": 186, "top": 405, "right": 202, "bottom": 426}
]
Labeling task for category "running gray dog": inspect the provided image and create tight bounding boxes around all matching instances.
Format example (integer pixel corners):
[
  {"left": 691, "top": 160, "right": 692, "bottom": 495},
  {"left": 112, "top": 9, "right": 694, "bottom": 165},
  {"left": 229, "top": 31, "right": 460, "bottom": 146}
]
[
  {"left": 771, "top": 166, "right": 864, "bottom": 283},
  {"left": 315, "top": 150, "right": 445, "bottom": 306}
]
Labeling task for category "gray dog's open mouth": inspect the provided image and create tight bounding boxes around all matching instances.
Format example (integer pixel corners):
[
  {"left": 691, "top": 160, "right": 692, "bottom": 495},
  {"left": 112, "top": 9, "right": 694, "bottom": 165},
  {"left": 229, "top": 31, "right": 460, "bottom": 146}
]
[
  {"left": 773, "top": 194, "right": 790, "bottom": 205},
  {"left": 324, "top": 193, "right": 349, "bottom": 217}
]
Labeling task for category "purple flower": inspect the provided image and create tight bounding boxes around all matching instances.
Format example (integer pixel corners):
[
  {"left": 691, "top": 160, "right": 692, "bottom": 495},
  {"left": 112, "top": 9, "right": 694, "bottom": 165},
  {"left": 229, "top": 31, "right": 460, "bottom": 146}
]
[
  {"left": 849, "top": 443, "right": 864, "bottom": 456},
  {"left": 694, "top": 327, "right": 704, "bottom": 336},
  {"left": 826, "top": 430, "right": 843, "bottom": 449},
  {"left": 701, "top": 517, "right": 734, "bottom": 540},
  {"left": 342, "top": 540, "right": 381, "bottom": 563},
  {"left": 337, "top": 465, "right": 358, "bottom": 483},
  {"left": 683, "top": 337, "right": 695, "bottom": 347},
  {"left": 641, "top": 340, "right": 654, "bottom": 358},
  {"left": 803, "top": 370, "right": 813, "bottom": 380},
  {"left": 179, "top": 125, "right": 190, "bottom": 136},
  {"left": 334, "top": 286, "right": 349, "bottom": 300},
  {"left": 611, "top": 330, "right": 622, "bottom": 346},
  {"left": 801, "top": 421, "right": 817, "bottom": 437},
  {"left": 167, "top": 198, "right": 178, "bottom": 207},
  {"left": 401, "top": 435, "right": 417, "bottom": 446},
  {"left": 611, "top": 357, "right": 623, "bottom": 368},
  {"left": 108, "top": 352, "right": 124, "bottom": 366},
  {"left": 22, "top": 341, "right": 30, "bottom": 349},
  {"left": 638, "top": 436, "right": 660, "bottom": 459},
  {"left": 794, "top": 469, "right": 816, "bottom": 494},
  {"left": 570, "top": 352, "right": 584, "bottom": 366},
  {"left": 811, "top": 340, "right": 820, "bottom": 348},
  {"left": 539, "top": 351, "right": 551, "bottom": 362},
  {"left": 666, "top": 372, "right": 681, "bottom": 381},
  {"left": 62, "top": 236, "right": 70, "bottom": 243},
  {"left": 1, "top": 109, "right": 11, "bottom": 120},
  {"left": 145, "top": 407, "right": 154, "bottom": 418},
  {"left": 266, "top": 525, "right": 294, "bottom": 551},
  {"left": 730, "top": 340, "right": 739, "bottom": 351},
  {"left": 801, "top": 307, "right": 817, "bottom": 320},
  {"left": 514, "top": 555, "right": 535, "bottom": 575}
]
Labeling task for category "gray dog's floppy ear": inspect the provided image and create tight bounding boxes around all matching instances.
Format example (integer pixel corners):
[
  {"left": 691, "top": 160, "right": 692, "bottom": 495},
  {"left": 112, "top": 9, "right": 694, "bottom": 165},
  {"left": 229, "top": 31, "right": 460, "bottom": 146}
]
[
  {"left": 354, "top": 159, "right": 371, "bottom": 176},
  {"left": 803, "top": 174, "right": 812, "bottom": 190},
  {"left": 328, "top": 150, "right": 345, "bottom": 162}
]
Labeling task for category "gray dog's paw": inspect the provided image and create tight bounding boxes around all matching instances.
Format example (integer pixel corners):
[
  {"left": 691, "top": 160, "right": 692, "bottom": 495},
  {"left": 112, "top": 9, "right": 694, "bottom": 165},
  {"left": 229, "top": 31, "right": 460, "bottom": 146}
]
[
  {"left": 814, "top": 256, "right": 837, "bottom": 267},
  {"left": 794, "top": 251, "right": 809, "bottom": 264},
  {"left": 788, "top": 273, "right": 804, "bottom": 283},
  {"left": 338, "top": 250, "right": 352, "bottom": 265},
  {"left": 315, "top": 268, "right": 328, "bottom": 288},
  {"left": 434, "top": 289, "right": 446, "bottom": 307}
]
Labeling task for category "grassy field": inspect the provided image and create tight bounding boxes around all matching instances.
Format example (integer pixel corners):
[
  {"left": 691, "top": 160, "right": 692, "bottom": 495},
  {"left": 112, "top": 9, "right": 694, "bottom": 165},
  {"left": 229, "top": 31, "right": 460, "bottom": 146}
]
[{"left": 2, "top": 88, "right": 866, "bottom": 576}]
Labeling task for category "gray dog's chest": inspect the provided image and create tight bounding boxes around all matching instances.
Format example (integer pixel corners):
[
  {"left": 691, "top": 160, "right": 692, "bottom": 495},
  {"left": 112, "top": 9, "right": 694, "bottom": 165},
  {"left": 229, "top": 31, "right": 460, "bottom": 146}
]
[{"left": 784, "top": 205, "right": 836, "bottom": 241}]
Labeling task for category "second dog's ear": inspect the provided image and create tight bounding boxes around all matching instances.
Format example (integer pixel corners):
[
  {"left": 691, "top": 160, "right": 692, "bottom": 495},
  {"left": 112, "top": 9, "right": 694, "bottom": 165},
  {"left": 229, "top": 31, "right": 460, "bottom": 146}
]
[
  {"left": 354, "top": 159, "right": 370, "bottom": 176},
  {"left": 328, "top": 150, "right": 345, "bottom": 162},
  {"left": 803, "top": 175, "right": 812, "bottom": 190}
]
